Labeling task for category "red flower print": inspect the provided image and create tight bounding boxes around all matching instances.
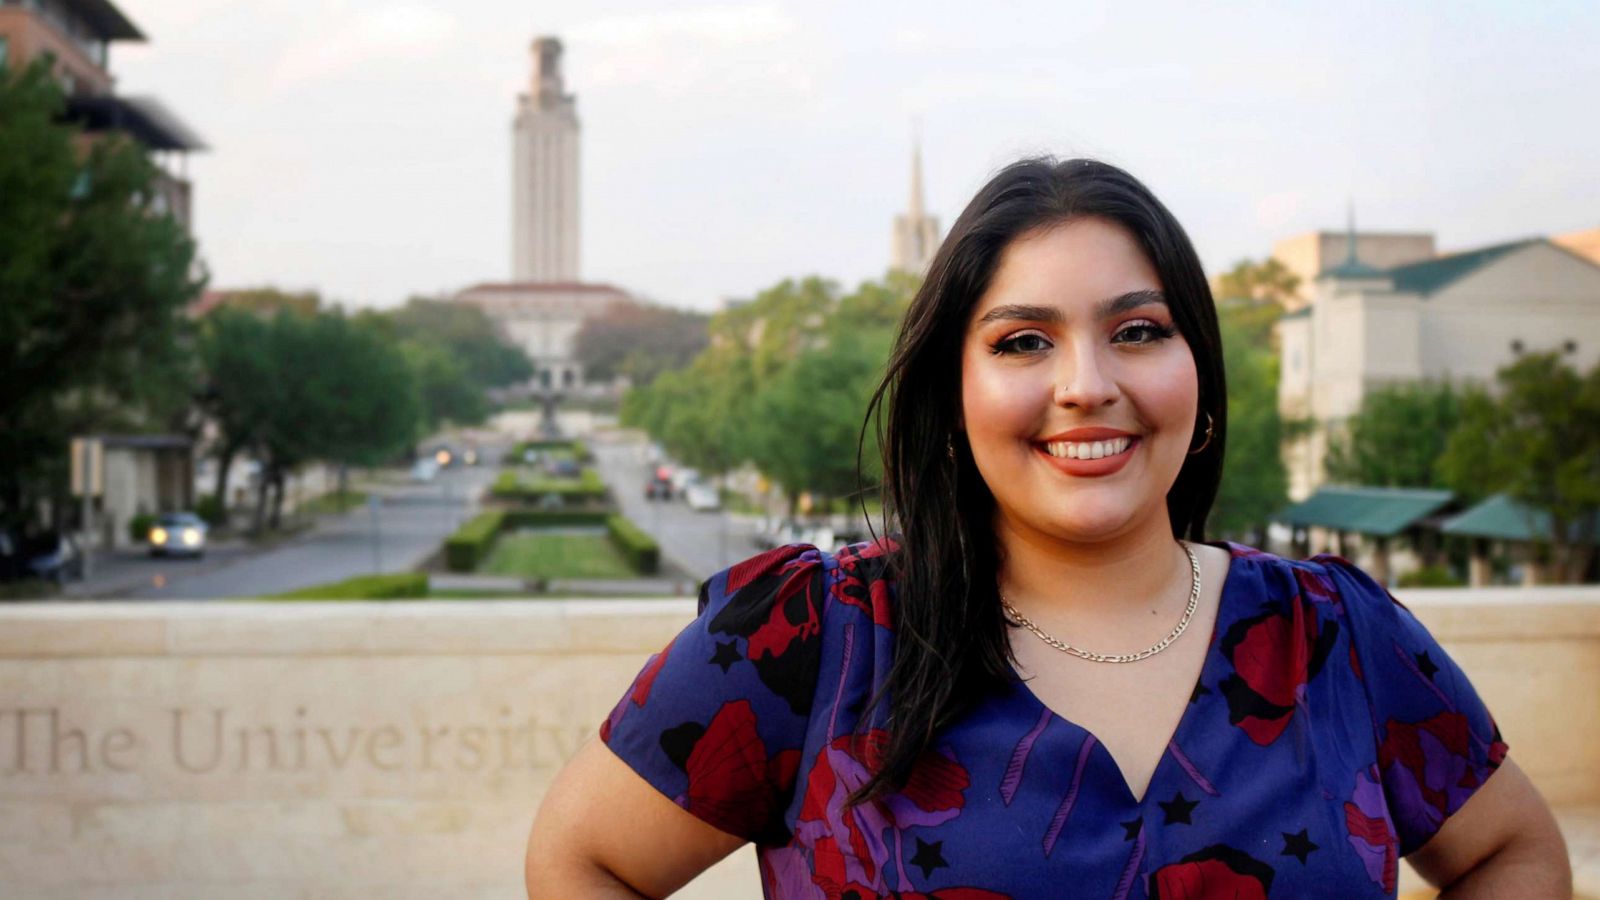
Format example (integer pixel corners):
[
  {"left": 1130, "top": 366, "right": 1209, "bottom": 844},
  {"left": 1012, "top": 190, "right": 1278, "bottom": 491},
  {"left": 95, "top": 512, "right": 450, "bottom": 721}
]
[
  {"left": 1149, "top": 844, "right": 1275, "bottom": 899},
  {"left": 658, "top": 700, "right": 790, "bottom": 840},
  {"left": 708, "top": 550, "right": 827, "bottom": 715},
  {"left": 1218, "top": 603, "right": 1338, "bottom": 746}
]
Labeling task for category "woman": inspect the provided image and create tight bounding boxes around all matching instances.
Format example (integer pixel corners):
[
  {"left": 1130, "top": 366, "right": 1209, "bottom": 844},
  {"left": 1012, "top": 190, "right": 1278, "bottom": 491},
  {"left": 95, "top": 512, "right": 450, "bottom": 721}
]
[{"left": 526, "top": 158, "right": 1569, "bottom": 897}]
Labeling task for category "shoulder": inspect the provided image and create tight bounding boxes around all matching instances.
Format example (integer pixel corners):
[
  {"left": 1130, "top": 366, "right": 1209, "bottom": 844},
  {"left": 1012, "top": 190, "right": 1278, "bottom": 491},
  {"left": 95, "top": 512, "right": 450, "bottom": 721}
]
[
  {"left": 704, "top": 537, "right": 901, "bottom": 630},
  {"left": 1213, "top": 541, "right": 1396, "bottom": 618}
]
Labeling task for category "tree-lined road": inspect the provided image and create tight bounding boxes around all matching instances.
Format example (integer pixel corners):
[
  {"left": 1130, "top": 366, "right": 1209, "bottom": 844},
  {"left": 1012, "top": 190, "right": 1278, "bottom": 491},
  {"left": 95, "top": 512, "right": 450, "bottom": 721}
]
[
  {"left": 69, "top": 461, "right": 499, "bottom": 600},
  {"left": 589, "top": 436, "right": 763, "bottom": 583}
]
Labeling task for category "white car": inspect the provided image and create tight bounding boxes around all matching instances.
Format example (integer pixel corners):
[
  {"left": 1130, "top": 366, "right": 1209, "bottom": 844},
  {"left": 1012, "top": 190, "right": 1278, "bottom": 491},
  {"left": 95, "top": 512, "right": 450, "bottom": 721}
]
[
  {"left": 149, "top": 512, "right": 208, "bottom": 558},
  {"left": 410, "top": 458, "right": 440, "bottom": 482},
  {"left": 684, "top": 483, "right": 721, "bottom": 512},
  {"left": 669, "top": 467, "right": 699, "bottom": 495}
]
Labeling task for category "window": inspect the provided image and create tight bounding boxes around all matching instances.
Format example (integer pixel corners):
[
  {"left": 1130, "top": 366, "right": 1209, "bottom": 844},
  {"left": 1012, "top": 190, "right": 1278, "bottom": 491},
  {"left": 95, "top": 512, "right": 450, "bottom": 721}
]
[
  {"left": 0, "top": 36, "right": 10, "bottom": 70},
  {"left": 1510, "top": 339, "right": 1524, "bottom": 355},
  {"left": 1564, "top": 340, "right": 1578, "bottom": 354}
]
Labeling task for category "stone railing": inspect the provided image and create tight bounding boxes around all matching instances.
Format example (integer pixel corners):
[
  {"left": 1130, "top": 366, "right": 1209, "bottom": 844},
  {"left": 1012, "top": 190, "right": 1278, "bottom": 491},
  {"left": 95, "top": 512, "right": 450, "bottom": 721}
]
[{"left": 0, "top": 588, "right": 1595, "bottom": 897}]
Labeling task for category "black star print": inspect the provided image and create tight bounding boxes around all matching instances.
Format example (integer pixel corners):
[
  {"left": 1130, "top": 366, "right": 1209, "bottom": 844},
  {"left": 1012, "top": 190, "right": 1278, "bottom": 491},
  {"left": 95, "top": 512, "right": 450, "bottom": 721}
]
[
  {"left": 1120, "top": 817, "right": 1143, "bottom": 841},
  {"left": 909, "top": 838, "right": 948, "bottom": 879},
  {"left": 709, "top": 641, "right": 742, "bottom": 673},
  {"left": 1281, "top": 828, "right": 1319, "bottom": 864},
  {"left": 1190, "top": 681, "right": 1213, "bottom": 704},
  {"left": 1414, "top": 650, "right": 1440, "bottom": 680},
  {"left": 1158, "top": 791, "right": 1198, "bottom": 825}
]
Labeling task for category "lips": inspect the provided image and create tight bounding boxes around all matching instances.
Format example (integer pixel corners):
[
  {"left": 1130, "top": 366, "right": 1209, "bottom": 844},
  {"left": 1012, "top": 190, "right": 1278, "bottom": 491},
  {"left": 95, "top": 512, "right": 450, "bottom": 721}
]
[
  {"left": 1037, "top": 426, "right": 1138, "bottom": 443},
  {"left": 1032, "top": 434, "right": 1139, "bottom": 476}
]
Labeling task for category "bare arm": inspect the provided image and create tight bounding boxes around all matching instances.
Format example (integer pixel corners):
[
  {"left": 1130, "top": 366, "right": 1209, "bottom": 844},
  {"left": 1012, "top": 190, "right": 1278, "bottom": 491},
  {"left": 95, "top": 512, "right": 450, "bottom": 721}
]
[
  {"left": 526, "top": 735, "right": 747, "bottom": 899},
  {"left": 1405, "top": 757, "right": 1570, "bottom": 898}
]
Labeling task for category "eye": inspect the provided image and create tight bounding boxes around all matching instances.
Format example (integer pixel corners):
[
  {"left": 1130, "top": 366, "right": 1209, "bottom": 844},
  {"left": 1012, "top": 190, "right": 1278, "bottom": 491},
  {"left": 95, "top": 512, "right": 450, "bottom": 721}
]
[
  {"left": 990, "top": 331, "right": 1051, "bottom": 355},
  {"left": 1113, "top": 320, "right": 1177, "bottom": 345}
]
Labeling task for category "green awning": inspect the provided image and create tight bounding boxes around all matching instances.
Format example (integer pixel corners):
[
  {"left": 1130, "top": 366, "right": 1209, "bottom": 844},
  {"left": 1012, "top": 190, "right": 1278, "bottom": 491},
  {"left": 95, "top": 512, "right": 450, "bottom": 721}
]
[
  {"left": 1273, "top": 486, "right": 1455, "bottom": 537},
  {"left": 1440, "top": 494, "right": 1599, "bottom": 544}
]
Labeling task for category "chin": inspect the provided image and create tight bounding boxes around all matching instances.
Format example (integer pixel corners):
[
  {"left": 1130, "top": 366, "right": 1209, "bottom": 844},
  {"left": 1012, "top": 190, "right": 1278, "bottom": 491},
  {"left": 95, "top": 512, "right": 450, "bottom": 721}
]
[{"left": 1011, "top": 502, "right": 1143, "bottom": 544}]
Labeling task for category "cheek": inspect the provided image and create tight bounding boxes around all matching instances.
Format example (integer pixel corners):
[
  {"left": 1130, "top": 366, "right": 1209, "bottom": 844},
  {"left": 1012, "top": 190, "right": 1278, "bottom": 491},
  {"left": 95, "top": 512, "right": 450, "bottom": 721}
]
[
  {"left": 1142, "top": 351, "right": 1201, "bottom": 431},
  {"left": 960, "top": 352, "right": 1041, "bottom": 439}
]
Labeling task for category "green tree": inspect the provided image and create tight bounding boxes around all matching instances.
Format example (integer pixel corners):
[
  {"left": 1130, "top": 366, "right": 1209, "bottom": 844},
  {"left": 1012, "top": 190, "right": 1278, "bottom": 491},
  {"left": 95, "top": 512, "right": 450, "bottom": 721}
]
[
  {"left": 1209, "top": 300, "right": 1287, "bottom": 539},
  {"left": 0, "top": 61, "right": 204, "bottom": 531},
  {"left": 376, "top": 296, "right": 533, "bottom": 390},
  {"left": 747, "top": 328, "right": 891, "bottom": 510},
  {"left": 1213, "top": 257, "right": 1301, "bottom": 308},
  {"left": 200, "top": 308, "right": 421, "bottom": 531},
  {"left": 620, "top": 274, "right": 904, "bottom": 505},
  {"left": 400, "top": 339, "right": 488, "bottom": 431},
  {"left": 196, "top": 308, "right": 278, "bottom": 512},
  {"left": 1438, "top": 352, "right": 1600, "bottom": 582},
  {"left": 1324, "top": 381, "right": 1462, "bottom": 488},
  {"left": 573, "top": 299, "right": 710, "bottom": 386}
]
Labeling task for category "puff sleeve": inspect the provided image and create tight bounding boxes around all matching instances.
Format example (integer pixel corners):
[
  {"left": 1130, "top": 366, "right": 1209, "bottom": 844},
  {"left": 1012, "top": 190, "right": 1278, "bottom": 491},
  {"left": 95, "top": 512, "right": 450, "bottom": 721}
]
[
  {"left": 1321, "top": 555, "right": 1509, "bottom": 856},
  {"left": 599, "top": 544, "right": 830, "bottom": 844}
]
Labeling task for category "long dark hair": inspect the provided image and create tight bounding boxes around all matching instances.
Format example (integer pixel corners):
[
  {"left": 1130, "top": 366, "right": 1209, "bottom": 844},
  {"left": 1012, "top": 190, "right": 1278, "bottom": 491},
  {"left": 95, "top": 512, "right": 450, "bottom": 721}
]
[{"left": 852, "top": 157, "right": 1227, "bottom": 804}]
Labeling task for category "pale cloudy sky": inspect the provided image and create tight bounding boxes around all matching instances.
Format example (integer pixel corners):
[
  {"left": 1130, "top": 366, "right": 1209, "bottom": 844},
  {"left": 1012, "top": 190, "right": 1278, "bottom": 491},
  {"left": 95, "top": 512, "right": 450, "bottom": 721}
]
[{"left": 111, "top": 0, "right": 1599, "bottom": 311}]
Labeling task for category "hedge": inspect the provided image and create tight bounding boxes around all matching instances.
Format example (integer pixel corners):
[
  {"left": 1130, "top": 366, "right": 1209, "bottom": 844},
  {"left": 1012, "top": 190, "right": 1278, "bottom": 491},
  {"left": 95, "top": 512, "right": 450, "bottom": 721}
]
[
  {"left": 445, "top": 510, "right": 505, "bottom": 572},
  {"left": 444, "top": 508, "right": 656, "bottom": 575},
  {"left": 606, "top": 514, "right": 660, "bottom": 574},
  {"left": 266, "top": 572, "right": 429, "bottom": 600},
  {"left": 490, "top": 468, "right": 608, "bottom": 506},
  {"left": 503, "top": 509, "right": 608, "bottom": 529},
  {"left": 510, "top": 439, "right": 592, "bottom": 462}
]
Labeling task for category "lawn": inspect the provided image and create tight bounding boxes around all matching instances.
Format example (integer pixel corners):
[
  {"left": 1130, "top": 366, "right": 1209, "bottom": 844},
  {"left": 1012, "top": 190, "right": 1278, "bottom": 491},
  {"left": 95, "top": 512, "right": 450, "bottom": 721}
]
[
  {"left": 300, "top": 489, "right": 369, "bottom": 516},
  {"left": 481, "top": 532, "right": 637, "bottom": 579}
]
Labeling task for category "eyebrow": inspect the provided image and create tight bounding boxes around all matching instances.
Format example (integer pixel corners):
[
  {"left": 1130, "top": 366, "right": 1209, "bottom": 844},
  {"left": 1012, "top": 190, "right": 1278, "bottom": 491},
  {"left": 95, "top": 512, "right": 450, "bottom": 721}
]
[{"left": 976, "top": 289, "right": 1168, "bottom": 325}]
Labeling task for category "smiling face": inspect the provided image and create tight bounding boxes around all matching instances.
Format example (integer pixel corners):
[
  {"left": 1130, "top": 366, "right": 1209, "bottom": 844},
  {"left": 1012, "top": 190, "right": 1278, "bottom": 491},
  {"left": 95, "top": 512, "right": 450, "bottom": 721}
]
[{"left": 959, "top": 217, "right": 1200, "bottom": 548}]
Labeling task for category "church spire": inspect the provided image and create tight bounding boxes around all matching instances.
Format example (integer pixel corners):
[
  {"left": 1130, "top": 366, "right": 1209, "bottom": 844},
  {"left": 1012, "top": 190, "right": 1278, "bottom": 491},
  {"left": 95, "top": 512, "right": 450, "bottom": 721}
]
[
  {"left": 1345, "top": 198, "right": 1358, "bottom": 265},
  {"left": 891, "top": 120, "right": 941, "bottom": 275}
]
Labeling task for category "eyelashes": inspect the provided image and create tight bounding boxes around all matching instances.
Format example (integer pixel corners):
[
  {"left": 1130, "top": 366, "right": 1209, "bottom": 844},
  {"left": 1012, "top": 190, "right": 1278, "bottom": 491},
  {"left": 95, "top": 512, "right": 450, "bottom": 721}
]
[{"left": 988, "top": 321, "right": 1178, "bottom": 356}]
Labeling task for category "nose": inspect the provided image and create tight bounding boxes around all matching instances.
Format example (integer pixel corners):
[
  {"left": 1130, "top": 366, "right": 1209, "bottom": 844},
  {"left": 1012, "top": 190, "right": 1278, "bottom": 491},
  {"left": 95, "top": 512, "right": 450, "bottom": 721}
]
[{"left": 1053, "top": 343, "right": 1120, "bottom": 409}]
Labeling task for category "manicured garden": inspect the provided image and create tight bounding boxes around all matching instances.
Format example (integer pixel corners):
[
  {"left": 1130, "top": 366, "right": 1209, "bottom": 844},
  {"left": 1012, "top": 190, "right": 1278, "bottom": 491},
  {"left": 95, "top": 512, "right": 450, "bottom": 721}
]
[
  {"left": 444, "top": 509, "right": 659, "bottom": 576},
  {"left": 481, "top": 532, "right": 635, "bottom": 580},
  {"left": 264, "top": 440, "right": 665, "bottom": 599}
]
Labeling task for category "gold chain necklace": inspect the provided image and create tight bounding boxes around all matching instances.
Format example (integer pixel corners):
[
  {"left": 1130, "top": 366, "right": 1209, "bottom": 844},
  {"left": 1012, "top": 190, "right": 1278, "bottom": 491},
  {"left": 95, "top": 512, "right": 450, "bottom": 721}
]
[{"left": 1000, "top": 541, "right": 1201, "bottom": 664}]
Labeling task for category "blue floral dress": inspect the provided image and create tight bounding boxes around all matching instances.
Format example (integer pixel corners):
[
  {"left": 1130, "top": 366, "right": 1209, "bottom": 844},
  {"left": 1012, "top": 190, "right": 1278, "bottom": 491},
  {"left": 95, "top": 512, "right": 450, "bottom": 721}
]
[{"left": 600, "top": 540, "right": 1506, "bottom": 898}]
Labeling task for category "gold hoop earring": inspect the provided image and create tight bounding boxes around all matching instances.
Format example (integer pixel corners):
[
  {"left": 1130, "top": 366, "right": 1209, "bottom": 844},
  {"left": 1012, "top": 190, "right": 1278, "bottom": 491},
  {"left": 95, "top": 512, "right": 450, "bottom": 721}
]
[{"left": 1187, "top": 412, "right": 1215, "bottom": 456}]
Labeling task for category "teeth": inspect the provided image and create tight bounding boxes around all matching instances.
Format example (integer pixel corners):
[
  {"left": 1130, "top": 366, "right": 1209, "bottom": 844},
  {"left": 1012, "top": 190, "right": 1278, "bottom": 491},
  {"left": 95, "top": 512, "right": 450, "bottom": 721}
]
[{"left": 1044, "top": 437, "right": 1131, "bottom": 460}]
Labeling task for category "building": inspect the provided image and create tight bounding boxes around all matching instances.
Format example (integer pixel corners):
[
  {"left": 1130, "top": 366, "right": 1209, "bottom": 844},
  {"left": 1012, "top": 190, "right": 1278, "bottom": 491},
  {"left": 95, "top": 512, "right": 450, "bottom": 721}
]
[
  {"left": 511, "top": 36, "right": 580, "bottom": 283},
  {"left": 890, "top": 136, "right": 940, "bottom": 275},
  {"left": 1277, "top": 226, "right": 1600, "bottom": 501},
  {"left": 453, "top": 281, "right": 632, "bottom": 391},
  {"left": 1555, "top": 226, "right": 1600, "bottom": 266},
  {"left": 1270, "top": 228, "right": 1434, "bottom": 312},
  {"left": 0, "top": 0, "right": 206, "bottom": 231}
]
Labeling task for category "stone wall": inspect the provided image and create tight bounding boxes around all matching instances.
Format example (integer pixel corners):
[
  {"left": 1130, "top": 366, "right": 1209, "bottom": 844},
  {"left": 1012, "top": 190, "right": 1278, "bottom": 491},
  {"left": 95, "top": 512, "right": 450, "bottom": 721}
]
[{"left": 0, "top": 589, "right": 1594, "bottom": 897}]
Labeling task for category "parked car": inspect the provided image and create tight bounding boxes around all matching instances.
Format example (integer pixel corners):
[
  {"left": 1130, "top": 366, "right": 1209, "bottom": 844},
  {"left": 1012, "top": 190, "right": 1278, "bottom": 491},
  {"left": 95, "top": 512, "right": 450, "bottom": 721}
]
[
  {"left": 669, "top": 468, "right": 699, "bottom": 496},
  {"left": 148, "top": 512, "right": 208, "bottom": 559},
  {"left": 546, "top": 457, "right": 581, "bottom": 478},
  {"left": 0, "top": 530, "right": 84, "bottom": 584},
  {"left": 644, "top": 466, "right": 673, "bottom": 500},
  {"left": 755, "top": 518, "right": 833, "bottom": 550},
  {"left": 684, "top": 482, "right": 721, "bottom": 512},
  {"left": 410, "top": 458, "right": 440, "bottom": 482}
]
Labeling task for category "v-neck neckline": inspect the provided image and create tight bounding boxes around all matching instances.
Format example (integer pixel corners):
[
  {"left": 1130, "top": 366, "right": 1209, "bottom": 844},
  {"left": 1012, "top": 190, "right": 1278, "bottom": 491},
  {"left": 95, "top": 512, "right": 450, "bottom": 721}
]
[{"left": 1002, "top": 540, "right": 1247, "bottom": 806}]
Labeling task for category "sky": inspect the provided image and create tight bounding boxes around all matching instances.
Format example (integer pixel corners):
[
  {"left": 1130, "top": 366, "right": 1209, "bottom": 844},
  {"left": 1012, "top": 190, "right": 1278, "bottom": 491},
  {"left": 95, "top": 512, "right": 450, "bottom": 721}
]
[{"left": 111, "top": 0, "right": 1600, "bottom": 312}]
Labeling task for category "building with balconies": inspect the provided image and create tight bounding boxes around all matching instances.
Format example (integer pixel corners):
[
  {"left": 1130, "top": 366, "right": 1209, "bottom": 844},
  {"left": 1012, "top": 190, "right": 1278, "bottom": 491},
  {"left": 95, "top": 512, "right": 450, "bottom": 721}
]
[{"left": 0, "top": 0, "right": 205, "bottom": 230}]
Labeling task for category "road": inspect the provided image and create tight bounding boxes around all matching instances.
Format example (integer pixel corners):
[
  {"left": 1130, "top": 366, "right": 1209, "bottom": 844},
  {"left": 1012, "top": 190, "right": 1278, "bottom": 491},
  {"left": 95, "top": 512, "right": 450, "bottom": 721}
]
[
  {"left": 68, "top": 461, "right": 500, "bottom": 600},
  {"left": 589, "top": 437, "right": 764, "bottom": 582}
]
